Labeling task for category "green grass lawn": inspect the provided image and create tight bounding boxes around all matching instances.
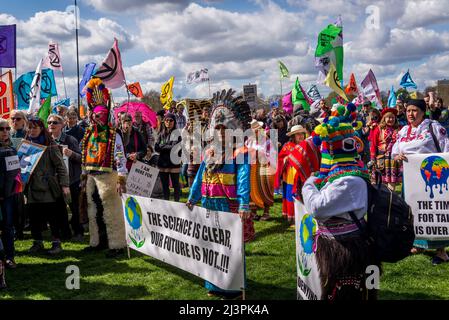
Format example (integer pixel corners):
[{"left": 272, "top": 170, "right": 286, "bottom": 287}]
[{"left": 1, "top": 190, "right": 448, "bottom": 300}]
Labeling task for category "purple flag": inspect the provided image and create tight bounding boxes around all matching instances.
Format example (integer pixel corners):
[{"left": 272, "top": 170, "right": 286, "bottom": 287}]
[
  {"left": 361, "top": 69, "right": 382, "bottom": 109},
  {"left": 0, "top": 25, "right": 16, "bottom": 68}
]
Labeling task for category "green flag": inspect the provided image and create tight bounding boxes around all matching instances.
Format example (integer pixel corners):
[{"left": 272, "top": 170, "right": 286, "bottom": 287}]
[
  {"left": 291, "top": 77, "right": 310, "bottom": 111},
  {"left": 279, "top": 61, "right": 289, "bottom": 78},
  {"left": 38, "top": 95, "right": 52, "bottom": 127},
  {"left": 315, "top": 19, "right": 343, "bottom": 84}
]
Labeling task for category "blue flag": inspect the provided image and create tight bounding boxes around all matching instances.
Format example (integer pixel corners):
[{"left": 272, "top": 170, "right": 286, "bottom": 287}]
[
  {"left": 13, "top": 68, "right": 58, "bottom": 110},
  {"left": 54, "top": 98, "right": 70, "bottom": 107},
  {"left": 400, "top": 70, "right": 417, "bottom": 89},
  {"left": 79, "top": 62, "right": 96, "bottom": 97},
  {"left": 388, "top": 86, "right": 397, "bottom": 107}
]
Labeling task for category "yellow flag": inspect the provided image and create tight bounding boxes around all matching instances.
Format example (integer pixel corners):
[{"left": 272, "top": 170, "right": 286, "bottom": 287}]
[
  {"left": 160, "top": 76, "right": 175, "bottom": 110},
  {"left": 409, "top": 91, "right": 418, "bottom": 99},
  {"left": 324, "top": 63, "right": 349, "bottom": 101}
]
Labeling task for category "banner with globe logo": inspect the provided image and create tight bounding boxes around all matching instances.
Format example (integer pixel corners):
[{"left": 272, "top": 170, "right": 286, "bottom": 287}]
[
  {"left": 121, "top": 194, "right": 245, "bottom": 291},
  {"left": 295, "top": 200, "right": 322, "bottom": 300},
  {"left": 404, "top": 153, "right": 449, "bottom": 240},
  {"left": 124, "top": 196, "right": 146, "bottom": 248}
]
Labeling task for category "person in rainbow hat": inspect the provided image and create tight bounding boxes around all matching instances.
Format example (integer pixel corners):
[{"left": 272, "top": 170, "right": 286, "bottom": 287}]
[{"left": 301, "top": 102, "right": 380, "bottom": 301}]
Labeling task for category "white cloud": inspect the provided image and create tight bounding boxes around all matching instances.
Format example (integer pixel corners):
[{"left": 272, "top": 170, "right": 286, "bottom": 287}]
[
  {"left": 83, "top": 0, "right": 189, "bottom": 14},
  {"left": 397, "top": 0, "right": 449, "bottom": 28},
  {"left": 137, "top": 2, "right": 307, "bottom": 63}
]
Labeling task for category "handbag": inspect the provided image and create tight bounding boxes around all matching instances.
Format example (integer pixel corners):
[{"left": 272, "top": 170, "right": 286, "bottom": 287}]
[{"left": 376, "top": 154, "right": 385, "bottom": 170}]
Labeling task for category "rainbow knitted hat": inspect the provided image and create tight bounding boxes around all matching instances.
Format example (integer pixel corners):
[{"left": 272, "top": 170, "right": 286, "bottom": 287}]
[{"left": 311, "top": 103, "right": 369, "bottom": 189}]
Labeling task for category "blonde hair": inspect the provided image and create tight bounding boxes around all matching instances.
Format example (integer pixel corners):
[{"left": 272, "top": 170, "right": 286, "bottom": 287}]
[
  {"left": 10, "top": 110, "right": 28, "bottom": 128},
  {"left": 47, "top": 114, "right": 65, "bottom": 123},
  {"left": 380, "top": 112, "right": 399, "bottom": 129}
]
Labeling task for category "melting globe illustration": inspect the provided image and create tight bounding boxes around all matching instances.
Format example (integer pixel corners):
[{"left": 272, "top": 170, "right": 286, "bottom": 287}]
[
  {"left": 420, "top": 156, "right": 449, "bottom": 199},
  {"left": 300, "top": 214, "right": 317, "bottom": 254},
  {"left": 125, "top": 197, "right": 143, "bottom": 230}
]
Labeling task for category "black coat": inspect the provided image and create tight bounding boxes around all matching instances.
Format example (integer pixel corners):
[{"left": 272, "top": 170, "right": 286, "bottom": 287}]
[
  {"left": 55, "top": 133, "right": 82, "bottom": 186},
  {"left": 155, "top": 130, "right": 182, "bottom": 169},
  {"left": 64, "top": 124, "right": 85, "bottom": 143},
  {"left": 0, "top": 144, "right": 20, "bottom": 199},
  {"left": 124, "top": 128, "right": 147, "bottom": 161}
]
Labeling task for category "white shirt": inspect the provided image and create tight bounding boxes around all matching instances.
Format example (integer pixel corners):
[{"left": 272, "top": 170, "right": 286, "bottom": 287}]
[
  {"left": 302, "top": 175, "right": 368, "bottom": 222},
  {"left": 391, "top": 119, "right": 449, "bottom": 158}
]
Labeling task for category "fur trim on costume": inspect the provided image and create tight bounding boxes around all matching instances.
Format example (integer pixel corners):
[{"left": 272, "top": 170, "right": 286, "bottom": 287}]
[
  {"left": 86, "top": 173, "right": 127, "bottom": 249},
  {"left": 316, "top": 231, "right": 380, "bottom": 301}
]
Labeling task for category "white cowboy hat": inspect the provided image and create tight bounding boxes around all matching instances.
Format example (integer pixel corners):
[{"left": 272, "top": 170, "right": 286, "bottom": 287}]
[
  {"left": 250, "top": 119, "right": 263, "bottom": 130},
  {"left": 287, "top": 124, "right": 307, "bottom": 136}
]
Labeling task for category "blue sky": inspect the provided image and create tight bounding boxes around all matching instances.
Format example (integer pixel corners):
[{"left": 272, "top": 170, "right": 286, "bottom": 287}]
[{"left": 1, "top": 0, "right": 449, "bottom": 104}]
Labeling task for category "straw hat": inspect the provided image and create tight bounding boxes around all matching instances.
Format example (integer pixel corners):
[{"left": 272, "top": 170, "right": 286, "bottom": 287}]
[
  {"left": 250, "top": 119, "right": 263, "bottom": 130},
  {"left": 287, "top": 124, "right": 307, "bottom": 136}
]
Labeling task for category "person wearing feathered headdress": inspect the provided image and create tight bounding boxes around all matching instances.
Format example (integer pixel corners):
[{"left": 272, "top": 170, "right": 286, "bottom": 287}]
[
  {"left": 80, "top": 78, "right": 128, "bottom": 258},
  {"left": 186, "top": 89, "right": 252, "bottom": 300},
  {"left": 301, "top": 103, "right": 380, "bottom": 300}
]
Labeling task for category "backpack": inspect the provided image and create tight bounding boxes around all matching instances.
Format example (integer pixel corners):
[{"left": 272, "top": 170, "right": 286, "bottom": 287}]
[{"left": 350, "top": 178, "right": 415, "bottom": 263}]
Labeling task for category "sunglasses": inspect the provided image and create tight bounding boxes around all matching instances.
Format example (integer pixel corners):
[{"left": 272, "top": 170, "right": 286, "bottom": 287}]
[
  {"left": 11, "top": 117, "right": 23, "bottom": 121},
  {"left": 0, "top": 127, "right": 11, "bottom": 132},
  {"left": 165, "top": 119, "right": 174, "bottom": 122},
  {"left": 47, "top": 121, "right": 61, "bottom": 125}
]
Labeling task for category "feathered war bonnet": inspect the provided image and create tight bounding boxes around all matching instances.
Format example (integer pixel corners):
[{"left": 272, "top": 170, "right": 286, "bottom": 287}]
[
  {"left": 310, "top": 102, "right": 369, "bottom": 188},
  {"left": 207, "top": 88, "right": 252, "bottom": 136}
]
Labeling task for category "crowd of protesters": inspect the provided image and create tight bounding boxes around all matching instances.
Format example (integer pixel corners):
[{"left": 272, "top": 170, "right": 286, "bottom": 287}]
[{"left": 0, "top": 89, "right": 448, "bottom": 300}]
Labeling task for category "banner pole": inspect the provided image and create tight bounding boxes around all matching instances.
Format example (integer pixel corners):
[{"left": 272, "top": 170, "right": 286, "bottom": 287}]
[
  {"left": 127, "top": 245, "right": 131, "bottom": 259},
  {"left": 241, "top": 216, "right": 246, "bottom": 301},
  {"left": 75, "top": 0, "right": 80, "bottom": 109}
]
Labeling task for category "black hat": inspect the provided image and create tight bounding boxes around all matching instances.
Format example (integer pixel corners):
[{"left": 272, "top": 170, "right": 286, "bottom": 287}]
[{"left": 407, "top": 99, "right": 426, "bottom": 112}]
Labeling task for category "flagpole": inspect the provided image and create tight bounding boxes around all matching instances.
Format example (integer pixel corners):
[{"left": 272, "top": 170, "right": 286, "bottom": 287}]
[
  {"left": 280, "top": 77, "right": 283, "bottom": 96},
  {"left": 61, "top": 69, "right": 68, "bottom": 99},
  {"left": 75, "top": 0, "right": 80, "bottom": 109},
  {"left": 208, "top": 78, "right": 211, "bottom": 98}
]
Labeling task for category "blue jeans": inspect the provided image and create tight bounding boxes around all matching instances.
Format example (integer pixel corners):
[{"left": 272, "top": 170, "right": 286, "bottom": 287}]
[{"left": 1, "top": 196, "right": 16, "bottom": 260}]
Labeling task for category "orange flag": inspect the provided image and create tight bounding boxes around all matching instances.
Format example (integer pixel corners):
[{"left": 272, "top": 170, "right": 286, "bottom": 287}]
[
  {"left": 345, "top": 73, "right": 358, "bottom": 95},
  {"left": 127, "top": 82, "right": 144, "bottom": 98}
]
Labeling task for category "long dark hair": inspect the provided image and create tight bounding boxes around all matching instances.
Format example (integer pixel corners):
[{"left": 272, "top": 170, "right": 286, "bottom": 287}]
[{"left": 25, "top": 118, "right": 53, "bottom": 146}]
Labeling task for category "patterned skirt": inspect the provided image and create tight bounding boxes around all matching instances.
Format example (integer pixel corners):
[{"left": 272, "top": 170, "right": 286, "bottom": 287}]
[{"left": 372, "top": 152, "right": 402, "bottom": 184}]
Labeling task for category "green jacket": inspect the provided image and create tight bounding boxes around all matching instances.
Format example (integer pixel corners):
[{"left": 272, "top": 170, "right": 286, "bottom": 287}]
[{"left": 25, "top": 142, "right": 70, "bottom": 204}]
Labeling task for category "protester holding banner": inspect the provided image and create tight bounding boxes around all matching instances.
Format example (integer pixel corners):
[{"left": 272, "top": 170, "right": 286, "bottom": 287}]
[
  {"left": 8, "top": 110, "right": 27, "bottom": 240},
  {"left": 186, "top": 89, "right": 253, "bottom": 299},
  {"left": 155, "top": 113, "right": 182, "bottom": 202},
  {"left": 48, "top": 114, "right": 84, "bottom": 242},
  {"left": 369, "top": 108, "right": 401, "bottom": 190},
  {"left": 25, "top": 117, "right": 70, "bottom": 255},
  {"left": 0, "top": 119, "right": 21, "bottom": 269},
  {"left": 9, "top": 110, "right": 27, "bottom": 139},
  {"left": 392, "top": 99, "right": 449, "bottom": 264},
  {"left": 120, "top": 113, "right": 147, "bottom": 172},
  {"left": 301, "top": 104, "right": 379, "bottom": 300}
]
